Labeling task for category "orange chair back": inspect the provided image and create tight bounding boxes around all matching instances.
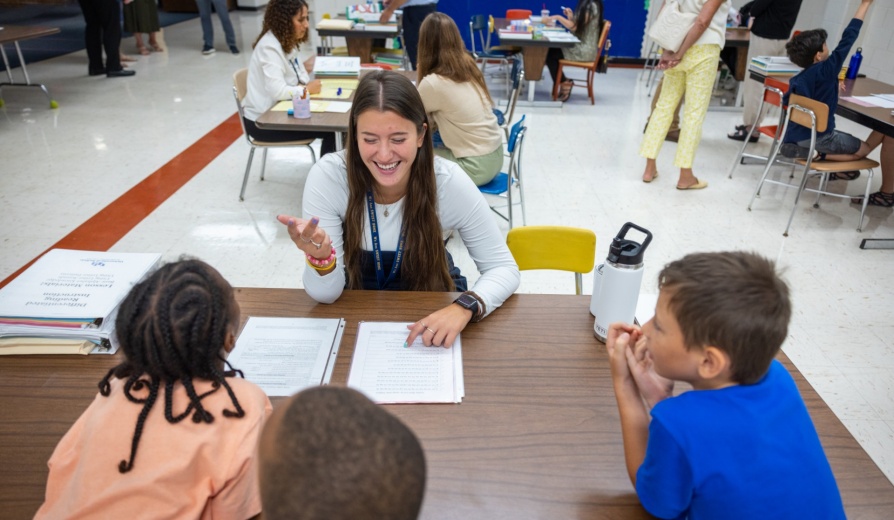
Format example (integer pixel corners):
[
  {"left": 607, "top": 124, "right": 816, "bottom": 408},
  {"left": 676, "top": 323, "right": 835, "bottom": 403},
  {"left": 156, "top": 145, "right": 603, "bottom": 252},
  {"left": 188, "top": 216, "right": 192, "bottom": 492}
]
[
  {"left": 762, "top": 76, "right": 789, "bottom": 106},
  {"left": 506, "top": 9, "right": 532, "bottom": 19}
]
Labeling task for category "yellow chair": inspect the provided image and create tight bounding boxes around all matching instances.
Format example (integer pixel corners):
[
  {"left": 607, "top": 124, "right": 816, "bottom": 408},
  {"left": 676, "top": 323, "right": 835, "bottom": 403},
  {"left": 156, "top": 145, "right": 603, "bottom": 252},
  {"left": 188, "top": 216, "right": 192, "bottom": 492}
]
[
  {"left": 233, "top": 68, "right": 317, "bottom": 201},
  {"left": 506, "top": 226, "right": 596, "bottom": 294}
]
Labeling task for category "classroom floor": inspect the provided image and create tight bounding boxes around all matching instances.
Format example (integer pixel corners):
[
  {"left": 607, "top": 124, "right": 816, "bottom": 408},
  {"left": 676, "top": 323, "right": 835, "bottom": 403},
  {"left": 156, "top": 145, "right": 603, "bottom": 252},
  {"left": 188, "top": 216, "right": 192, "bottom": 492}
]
[{"left": 2, "top": 11, "right": 893, "bottom": 485}]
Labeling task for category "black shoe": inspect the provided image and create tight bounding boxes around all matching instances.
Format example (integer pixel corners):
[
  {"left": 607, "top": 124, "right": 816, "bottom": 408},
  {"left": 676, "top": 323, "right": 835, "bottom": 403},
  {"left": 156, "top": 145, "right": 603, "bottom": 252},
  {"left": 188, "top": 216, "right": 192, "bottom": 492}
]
[
  {"left": 88, "top": 68, "right": 107, "bottom": 76},
  {"left": 229, "top": 45, "right": 240, "bottom": 54},
  {"left": 107, "top": 69, "right": 136, "bottom": 77},
  {"left": 728, "top": 125, "right": 758, "bottom": 142}
]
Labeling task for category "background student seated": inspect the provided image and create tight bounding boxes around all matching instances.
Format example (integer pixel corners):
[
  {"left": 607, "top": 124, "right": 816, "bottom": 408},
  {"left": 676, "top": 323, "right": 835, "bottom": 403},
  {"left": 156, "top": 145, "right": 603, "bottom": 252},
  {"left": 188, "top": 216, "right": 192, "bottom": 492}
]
[
  {"left": 779, "top": 0, "right": 892, "bottom": 207},
  {"left": 606, "top": 251, "right": 845, "bottom": 519},
  {"left": 258, "top": 386, "right": 426, "bottom": 520},
  {"left": 35, "top": 259, "right": 272, "bottom": 520},
  {"left": 242, "top": 0, "right": 337, "bottom": 156},
  {"left": 416, "top": 13, "right": 504, "bottom": 187}
]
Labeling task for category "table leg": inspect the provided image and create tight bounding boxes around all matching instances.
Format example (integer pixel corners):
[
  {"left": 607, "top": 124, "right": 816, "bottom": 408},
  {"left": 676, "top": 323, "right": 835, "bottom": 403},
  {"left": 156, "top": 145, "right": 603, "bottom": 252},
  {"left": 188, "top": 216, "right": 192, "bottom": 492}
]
[
  {"left": 0, "top": 42, "right": 57, "bottom": 108},
  {"left": 345, "top": 38, "right": 373, "bottom": 64}
]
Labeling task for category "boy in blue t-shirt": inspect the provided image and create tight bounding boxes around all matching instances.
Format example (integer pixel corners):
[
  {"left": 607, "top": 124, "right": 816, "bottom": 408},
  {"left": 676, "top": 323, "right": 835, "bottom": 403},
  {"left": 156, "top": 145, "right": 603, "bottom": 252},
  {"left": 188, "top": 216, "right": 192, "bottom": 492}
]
[
  {"left": 606, "top": 251, "right": 845, "bottom": 520},
  {"left": 780, "top": 0, "right": 893, "bottom": 207}
]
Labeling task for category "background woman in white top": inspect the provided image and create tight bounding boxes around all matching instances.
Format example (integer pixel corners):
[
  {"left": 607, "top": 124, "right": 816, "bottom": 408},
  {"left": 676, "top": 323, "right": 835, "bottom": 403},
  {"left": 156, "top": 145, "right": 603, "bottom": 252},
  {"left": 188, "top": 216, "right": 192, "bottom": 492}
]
[
  {"left": 416, "top": 13, "right": 504, "bottom": 187},
  {"left": 242, "top": 0, "right": 336, "bottom": 155},
  {"left": 276, "top": 71, "right": 520, "bottom": 348},
  {"left": 640, "top": 0, "right": 729, "bottom": 189}
]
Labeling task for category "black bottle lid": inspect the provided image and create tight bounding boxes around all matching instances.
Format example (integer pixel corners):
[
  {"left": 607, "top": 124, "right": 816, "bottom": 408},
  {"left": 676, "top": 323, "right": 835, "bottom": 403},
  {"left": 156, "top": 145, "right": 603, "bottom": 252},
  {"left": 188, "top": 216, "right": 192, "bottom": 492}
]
[{"left": 607, "top": 222, "right": 653, "bottom": 266}]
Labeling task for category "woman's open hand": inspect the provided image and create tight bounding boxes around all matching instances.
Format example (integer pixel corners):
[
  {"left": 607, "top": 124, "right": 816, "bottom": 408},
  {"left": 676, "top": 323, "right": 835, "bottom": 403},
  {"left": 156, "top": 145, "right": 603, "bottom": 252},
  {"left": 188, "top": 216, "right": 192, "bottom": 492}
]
[{"left": 277, "top": 214, "right": 333, "bottom": 260}]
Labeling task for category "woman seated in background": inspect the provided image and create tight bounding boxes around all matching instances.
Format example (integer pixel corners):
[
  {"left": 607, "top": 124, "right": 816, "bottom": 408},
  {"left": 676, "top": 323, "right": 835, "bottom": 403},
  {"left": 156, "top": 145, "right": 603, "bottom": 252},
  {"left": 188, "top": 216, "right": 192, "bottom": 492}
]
[
  {"left": 276, "top": 71, "right": 520, "bottom": 349},
  {"left": 545, "top": 0, "right": 604, "bottom": 102},
  {"left": 242, "top": 0, "right": 336, "bottom": 156},
  {"left": 415, "top": 13, "right": 504, "bottom": 187}
]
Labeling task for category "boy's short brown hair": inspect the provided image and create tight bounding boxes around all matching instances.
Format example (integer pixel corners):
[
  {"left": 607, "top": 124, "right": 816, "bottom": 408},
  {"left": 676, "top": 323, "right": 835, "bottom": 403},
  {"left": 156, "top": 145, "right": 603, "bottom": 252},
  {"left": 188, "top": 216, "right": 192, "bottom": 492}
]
[
  {"left": 786, "top": 29, "right": 828, "bottom": 69},
  {"left": 658, "top": 251, "right": 791, "bottom": 384}
]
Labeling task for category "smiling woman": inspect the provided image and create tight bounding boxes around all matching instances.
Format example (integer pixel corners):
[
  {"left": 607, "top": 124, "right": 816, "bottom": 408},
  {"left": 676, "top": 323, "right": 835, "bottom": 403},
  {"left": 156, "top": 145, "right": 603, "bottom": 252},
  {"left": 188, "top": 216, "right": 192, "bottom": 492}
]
[{"left": 277, "top": 71, "right": 520, "bottom": 349}]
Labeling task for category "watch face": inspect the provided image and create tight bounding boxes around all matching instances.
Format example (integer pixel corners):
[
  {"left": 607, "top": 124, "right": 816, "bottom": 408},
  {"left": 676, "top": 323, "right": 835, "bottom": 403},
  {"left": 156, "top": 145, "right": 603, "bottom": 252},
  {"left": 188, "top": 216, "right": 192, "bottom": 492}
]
[{"left": 455, "top": 294, "right": 477, "bottom": 310}]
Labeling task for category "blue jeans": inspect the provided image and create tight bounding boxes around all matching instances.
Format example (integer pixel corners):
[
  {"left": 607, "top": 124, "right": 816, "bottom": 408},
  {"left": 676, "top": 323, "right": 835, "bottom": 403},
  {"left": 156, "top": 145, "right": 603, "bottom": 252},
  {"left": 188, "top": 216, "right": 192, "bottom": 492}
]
[{"left": 195, "top": 0, "right": 236, "bottom": 48}]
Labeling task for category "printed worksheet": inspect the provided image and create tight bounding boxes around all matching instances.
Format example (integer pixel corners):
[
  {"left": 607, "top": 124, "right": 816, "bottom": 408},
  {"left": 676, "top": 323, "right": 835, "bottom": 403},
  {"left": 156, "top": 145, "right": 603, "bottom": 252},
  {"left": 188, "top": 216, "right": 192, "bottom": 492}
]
[
  {"left": 348, "top": 321, "right": 464, "bottom": 404},
  {"left": 229, "top": 317, "right": 345, "bottom": 396}
]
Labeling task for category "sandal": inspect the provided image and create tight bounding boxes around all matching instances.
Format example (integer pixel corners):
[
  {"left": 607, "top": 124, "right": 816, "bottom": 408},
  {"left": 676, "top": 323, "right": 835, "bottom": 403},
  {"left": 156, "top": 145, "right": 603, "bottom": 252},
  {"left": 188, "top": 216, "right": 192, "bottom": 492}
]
[
  {"left": 557, "top": 81, "right": 573, "bottom": 102},
  {"left": 853, "top": 191, "right": 894, "bottom": 207},
  {"left": 137, "top": 46, "right": 150, "bottom": 56},
  {"left": 149, "top": 42, "right": 164, "bottom": 52},
  {"left": 828, "top": 171, "right": 860, "bottom": 181}
]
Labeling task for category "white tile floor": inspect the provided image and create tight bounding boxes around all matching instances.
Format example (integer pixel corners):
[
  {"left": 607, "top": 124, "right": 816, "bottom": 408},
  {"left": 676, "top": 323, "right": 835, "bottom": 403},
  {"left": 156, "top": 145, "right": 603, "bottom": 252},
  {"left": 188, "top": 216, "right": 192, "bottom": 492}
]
[{"left": 2, "top": 11, "right": 893, "bottom": 484}]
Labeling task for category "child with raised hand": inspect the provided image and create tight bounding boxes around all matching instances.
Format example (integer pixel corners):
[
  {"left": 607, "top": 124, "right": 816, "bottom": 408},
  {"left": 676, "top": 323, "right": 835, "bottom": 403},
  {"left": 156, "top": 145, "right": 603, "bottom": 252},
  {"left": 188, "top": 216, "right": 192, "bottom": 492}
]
[
  {"left": 780, "top": 0, "right": 893, "bottom": 207},
  {"left": 36, "top": 259, "right": 271, "bottom": 520},
  {"left": 606, "top": 251, "right": 845, "bottom": 519}
]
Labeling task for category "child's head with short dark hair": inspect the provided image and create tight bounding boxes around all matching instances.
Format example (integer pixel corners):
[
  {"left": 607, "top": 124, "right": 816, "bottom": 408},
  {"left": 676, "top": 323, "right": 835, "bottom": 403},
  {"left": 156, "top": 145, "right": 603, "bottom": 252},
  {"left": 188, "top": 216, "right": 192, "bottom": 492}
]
[
  {"left": 100, "top": 258, "right": 245, "bottom": 473},
  {"left": 259, "top": 386, "right": 426, "bottom": 520},
  {"left": 786, "top": 29, "right": 829, "bottom": 69},
  {"left": 657, "top": 251, "right": 791, "bottom": 385}
]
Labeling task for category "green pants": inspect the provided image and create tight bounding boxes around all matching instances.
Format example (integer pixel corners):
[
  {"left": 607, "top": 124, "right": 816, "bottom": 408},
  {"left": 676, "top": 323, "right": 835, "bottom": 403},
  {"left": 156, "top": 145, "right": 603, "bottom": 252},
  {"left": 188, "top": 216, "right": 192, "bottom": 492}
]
[{"left": 434, "top": 144, "right": 504, "bottom": 186}]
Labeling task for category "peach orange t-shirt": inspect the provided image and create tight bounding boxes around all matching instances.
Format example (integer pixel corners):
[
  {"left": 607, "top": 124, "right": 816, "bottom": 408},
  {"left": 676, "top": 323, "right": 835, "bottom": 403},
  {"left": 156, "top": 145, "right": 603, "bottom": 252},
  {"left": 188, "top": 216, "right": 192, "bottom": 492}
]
[{"left": 35, "top": 376, "right": 272, "bottom": 520}]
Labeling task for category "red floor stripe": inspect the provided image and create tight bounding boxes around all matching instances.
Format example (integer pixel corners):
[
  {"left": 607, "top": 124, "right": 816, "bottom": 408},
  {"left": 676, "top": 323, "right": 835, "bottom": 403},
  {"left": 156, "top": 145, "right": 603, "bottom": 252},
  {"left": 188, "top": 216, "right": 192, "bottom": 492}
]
[{"left": 0, "top": 113, "right": 243, "bottom": 290}]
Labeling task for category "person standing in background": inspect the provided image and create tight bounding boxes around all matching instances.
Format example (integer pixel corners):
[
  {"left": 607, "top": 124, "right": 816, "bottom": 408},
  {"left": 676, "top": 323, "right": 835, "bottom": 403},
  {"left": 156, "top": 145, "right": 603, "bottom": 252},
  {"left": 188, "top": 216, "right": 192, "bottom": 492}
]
[
  {"left": 727, "top": 0, "right": 803, "bottom": 142},
  {"left": 379, "top": 0, "right": 438, "bottom": 70},
  {"left": 124, "top": 0, "right": 164, "bottom": 56},
  {"left": 196, "top": 0, "right": 240, "bottom": 55},
  {"left": 77, "top": 0, "right": 135, "bottom": 77}
]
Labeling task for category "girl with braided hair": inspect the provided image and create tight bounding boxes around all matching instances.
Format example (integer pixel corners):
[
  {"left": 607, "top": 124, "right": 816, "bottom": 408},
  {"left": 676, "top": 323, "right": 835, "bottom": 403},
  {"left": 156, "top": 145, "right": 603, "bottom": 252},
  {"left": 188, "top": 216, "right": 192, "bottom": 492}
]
[{"left": 36, "top": 259, "right": 271, "bottom": 520}]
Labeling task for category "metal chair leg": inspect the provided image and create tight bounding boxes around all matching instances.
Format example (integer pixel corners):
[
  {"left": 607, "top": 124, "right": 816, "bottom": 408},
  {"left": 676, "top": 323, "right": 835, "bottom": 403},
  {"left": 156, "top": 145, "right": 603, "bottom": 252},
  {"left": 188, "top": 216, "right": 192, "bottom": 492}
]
[
  {"left": 240, "top": 147, "right": 256, "bottom": 201},
  {"left": 260, "top": 148, "right": 268, "bottom": 181},
  {"left": 783, "top": 167, "right": 813, "bottom": 237},
  {"left": 748, "top": 142, "right": 784, "bottom": 209},
  {"left": 857, "top": 169, "right": 873, "bottom": 232}
]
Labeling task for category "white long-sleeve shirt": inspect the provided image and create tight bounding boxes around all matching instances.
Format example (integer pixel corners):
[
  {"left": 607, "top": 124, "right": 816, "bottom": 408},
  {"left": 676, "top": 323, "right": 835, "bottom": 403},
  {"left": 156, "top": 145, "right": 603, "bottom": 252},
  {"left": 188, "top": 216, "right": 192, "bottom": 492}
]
[
  {"left": 301, "top": 152, "right": 520, "bottom": 318},
  {"left": 242, "top": 32, "right": 311, "bottom": 121}
]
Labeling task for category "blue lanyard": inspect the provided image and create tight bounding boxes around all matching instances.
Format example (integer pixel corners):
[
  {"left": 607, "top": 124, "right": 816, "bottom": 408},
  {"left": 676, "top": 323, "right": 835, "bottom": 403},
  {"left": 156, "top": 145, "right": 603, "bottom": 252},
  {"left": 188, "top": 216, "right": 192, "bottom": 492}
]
[{"left": 366, "top": 191, "right": 405, "bottom": 290}]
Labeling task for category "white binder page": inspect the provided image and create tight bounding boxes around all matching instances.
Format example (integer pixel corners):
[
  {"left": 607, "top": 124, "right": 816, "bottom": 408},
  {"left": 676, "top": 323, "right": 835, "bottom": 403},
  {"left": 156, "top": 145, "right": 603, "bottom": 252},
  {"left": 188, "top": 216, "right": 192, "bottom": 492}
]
[
  {"left": 348, "top": 321, "right": 463, "bottom": 404},
  {"left": 229, "top": 317, "right": 345, "bottom": 396}
]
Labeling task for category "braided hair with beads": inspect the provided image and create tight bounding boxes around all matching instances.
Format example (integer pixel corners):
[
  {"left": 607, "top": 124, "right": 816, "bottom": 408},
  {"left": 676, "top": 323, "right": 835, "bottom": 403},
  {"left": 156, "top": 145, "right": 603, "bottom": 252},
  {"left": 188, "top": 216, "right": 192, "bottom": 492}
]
[{"left": 99, "top": 258, "right": 246, "bottom": 473}]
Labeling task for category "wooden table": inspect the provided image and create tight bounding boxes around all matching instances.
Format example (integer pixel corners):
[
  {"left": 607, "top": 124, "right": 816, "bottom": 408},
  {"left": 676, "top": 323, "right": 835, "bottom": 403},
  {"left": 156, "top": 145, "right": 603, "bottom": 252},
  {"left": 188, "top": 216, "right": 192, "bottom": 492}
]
[
  {"left": 2, "top": 289, "right": 893, "bottom": 519},
  {"left": 724, "top": 27, "right": 750, "bottom": 82},
  {"left": 0, "top": 25, "right": 60, "bottom": 109},
  {"left": 316, "top": 25, "right": 402, "bottom": 65},
  {"left": 493, "top": 18, "right": 578, "bottom": 103},
  {"left": 256, "top": 69, "right": 416, "bottom": 150}
]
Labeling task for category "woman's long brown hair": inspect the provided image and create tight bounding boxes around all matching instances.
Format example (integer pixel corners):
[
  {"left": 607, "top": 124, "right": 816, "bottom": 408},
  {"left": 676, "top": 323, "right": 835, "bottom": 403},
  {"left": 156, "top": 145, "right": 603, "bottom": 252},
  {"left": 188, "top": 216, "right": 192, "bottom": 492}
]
[
  {"left": 416, "top": 12, "right": 493, "bottom": 107},
  {"left": 252, "top": 0, "right": 309, "bottom": 52},
  {"left": 343, "top": 71, "right": 455, "bottom": 292}
]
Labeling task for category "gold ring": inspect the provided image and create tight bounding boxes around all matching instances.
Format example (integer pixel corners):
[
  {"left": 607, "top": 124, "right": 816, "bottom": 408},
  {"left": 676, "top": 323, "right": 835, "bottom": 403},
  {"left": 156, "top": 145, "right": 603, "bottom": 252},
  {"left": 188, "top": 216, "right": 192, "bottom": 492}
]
[{"left": 425, "top": 327, "right": 435, "bottom": 335}]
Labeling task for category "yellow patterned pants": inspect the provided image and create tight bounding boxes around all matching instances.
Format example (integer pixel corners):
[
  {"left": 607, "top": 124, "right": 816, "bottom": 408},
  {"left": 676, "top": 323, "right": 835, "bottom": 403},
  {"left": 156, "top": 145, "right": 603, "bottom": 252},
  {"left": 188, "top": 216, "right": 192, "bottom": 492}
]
[{"left": 640, "top": 44, "right": 721, "bottom": 169}]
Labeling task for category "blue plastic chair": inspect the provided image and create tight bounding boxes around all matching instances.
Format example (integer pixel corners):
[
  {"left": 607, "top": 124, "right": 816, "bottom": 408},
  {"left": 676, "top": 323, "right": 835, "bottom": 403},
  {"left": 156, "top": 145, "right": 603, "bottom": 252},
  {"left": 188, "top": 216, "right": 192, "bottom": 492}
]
[
  {"left": 478, "top": 115, "right": 527, "bottom": 228},
  {"left": 491, "top": 58, "right": 522, "bottom": 142},
  {"left": 469, "top": 14, "right": 518, "bottom": 98}
]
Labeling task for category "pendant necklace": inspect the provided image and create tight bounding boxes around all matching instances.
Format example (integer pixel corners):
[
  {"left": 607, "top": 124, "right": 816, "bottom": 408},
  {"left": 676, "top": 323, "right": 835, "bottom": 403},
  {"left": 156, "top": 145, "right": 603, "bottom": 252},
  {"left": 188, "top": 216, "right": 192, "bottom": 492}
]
[{"left": 383, "top": 205, "right": 391, "bottom": 217}]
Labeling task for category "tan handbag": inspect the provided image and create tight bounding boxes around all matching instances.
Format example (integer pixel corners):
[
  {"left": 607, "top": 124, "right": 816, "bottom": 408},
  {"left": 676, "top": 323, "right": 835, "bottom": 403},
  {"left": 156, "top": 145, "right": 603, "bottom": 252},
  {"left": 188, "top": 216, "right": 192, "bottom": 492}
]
[{"left": 647, "top": 0, "right": 697, "bottom": 53}]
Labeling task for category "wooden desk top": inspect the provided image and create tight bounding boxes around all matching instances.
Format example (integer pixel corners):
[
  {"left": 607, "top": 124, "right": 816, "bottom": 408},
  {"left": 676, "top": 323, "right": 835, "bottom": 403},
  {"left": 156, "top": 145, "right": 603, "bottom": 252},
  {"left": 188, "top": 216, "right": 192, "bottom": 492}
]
[
  {"left": 492, "top": 17, "right": 578, "bottom": 49},
  {"left": 316, "top": 26, "right": 401, "bottom": 39},
  {"left": 0, "top": 25, "right": 61, "bottom": 46},
  {"left": 256, "top": 70, "right": 416, "bottom": 132},
  {"left": 724, "top": 27, "right": 750, "bottom": 47},
  {"left": 2, "top": 289, "right": 892, "bottom": 519}
]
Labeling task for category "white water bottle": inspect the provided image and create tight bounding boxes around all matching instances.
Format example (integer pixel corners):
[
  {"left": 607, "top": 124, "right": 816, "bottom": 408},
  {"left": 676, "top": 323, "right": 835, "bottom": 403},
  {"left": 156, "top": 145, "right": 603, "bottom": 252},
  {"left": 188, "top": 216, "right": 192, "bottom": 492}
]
[{"left": 592, "top": 222, "right": 653, "bottom": 342}]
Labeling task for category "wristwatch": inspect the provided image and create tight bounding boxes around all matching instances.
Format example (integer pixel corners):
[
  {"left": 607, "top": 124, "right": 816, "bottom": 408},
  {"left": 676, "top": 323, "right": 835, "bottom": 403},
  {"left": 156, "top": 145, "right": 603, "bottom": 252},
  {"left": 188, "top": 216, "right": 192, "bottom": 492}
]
[{"left": 453, "top": 292, "right": 483, "bottom": 323}]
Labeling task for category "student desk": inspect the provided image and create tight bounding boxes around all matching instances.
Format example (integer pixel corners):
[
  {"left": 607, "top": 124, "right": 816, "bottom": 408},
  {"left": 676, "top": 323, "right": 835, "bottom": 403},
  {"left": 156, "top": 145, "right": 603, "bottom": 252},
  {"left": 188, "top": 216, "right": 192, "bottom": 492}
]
[
  {"left": 0, "top": 25, "right": 60, "bottom": 109},
  {"left": 255, "top": 70, "right": 416, "bottom": 150},
  {"left": 492, "top": 18, "right": 579, "bottom": 103},
  {"left": 2, "top": 289, "right": 893, "bottom": 519},
  {"left": 724, "top": 27, "right": 750, "bottom": 82}
]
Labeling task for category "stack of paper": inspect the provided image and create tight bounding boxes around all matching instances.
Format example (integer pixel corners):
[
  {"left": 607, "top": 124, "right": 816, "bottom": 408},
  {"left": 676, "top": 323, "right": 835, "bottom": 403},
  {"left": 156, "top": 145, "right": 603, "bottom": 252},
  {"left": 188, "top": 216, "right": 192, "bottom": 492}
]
[
  {"left": 228, "top": 317, "right": 345, "bottom": 396},
  {"left": 0, "top": 249, "right": 161, "bottom": 355},
  {"left": 347, "top": 321, "right": 465, "bottom": 404},
  {"left": 316, "top": 18, "right": 354, "bottom": 30},
  {"left": 314, "top": 56, "right": 361, "bottom": 77},
  {"left": 750, "top": 56, "right": 801, "bottom": 75}
]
